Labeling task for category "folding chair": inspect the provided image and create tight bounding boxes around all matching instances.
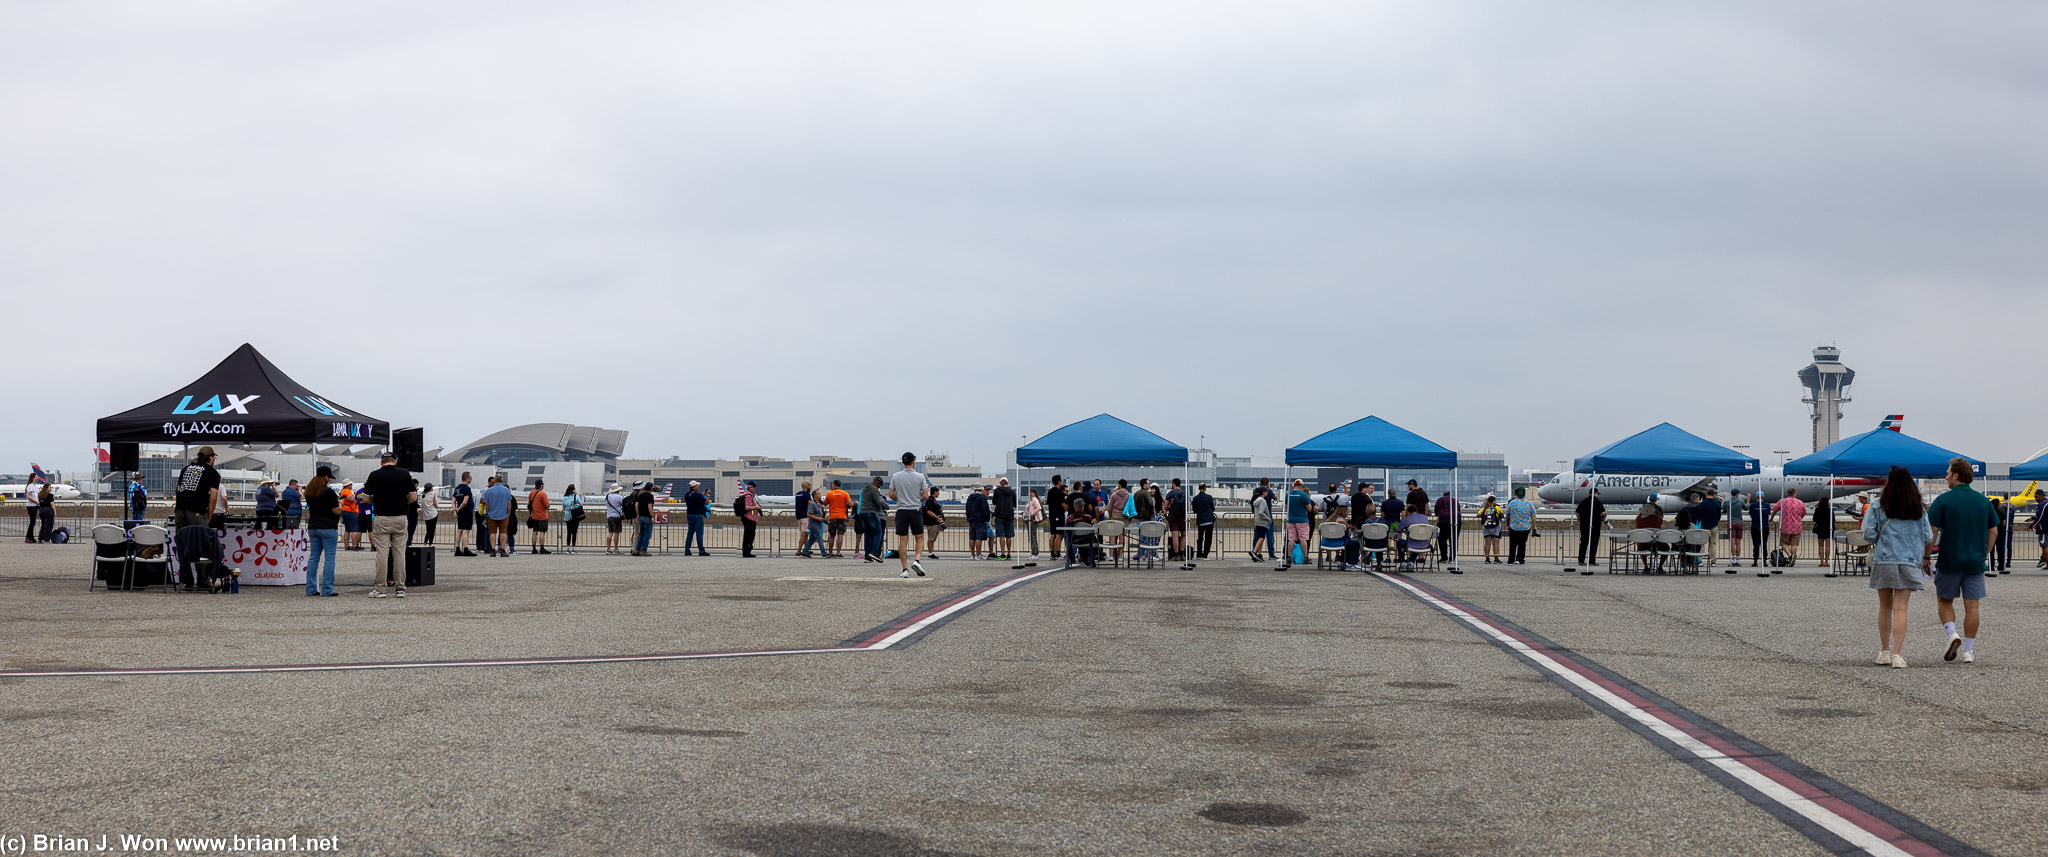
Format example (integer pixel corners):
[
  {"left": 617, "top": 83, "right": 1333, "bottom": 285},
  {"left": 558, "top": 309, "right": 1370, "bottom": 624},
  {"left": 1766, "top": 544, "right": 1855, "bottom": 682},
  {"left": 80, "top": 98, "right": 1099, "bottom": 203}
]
[
  {"left": 1091, "top": 520, "right": 1127, "bottom": 568},
  {"left": 128, "top": 525, "right": 173, "bottom": 592},
  {"left": 1837, "top": 531, "right": 1873, "bottom": 576},
  {"left": 1356, "top": 523, "right": 1390, "bottom": 571},
  {"left": 1679, "top": 529, "right": 1711, "bottom": 574},
  {"left": 1400, "top": 524, "right": 1438, "bottom": 571},
  {"left": 1651, "top": 529, "right": 1684, "bottom": 573},
  {"left": 1314, "top": 522, "right": 1350, "bottom": 570},
  {"left": 88, "top": 524, "right": 131, "bottom": 591},
  {"left": 1614, "top": 529, "right": 1656, "bottom": 573},
  {"left": 1129, "top": 520, "right": 1168, "bottom": 568}
]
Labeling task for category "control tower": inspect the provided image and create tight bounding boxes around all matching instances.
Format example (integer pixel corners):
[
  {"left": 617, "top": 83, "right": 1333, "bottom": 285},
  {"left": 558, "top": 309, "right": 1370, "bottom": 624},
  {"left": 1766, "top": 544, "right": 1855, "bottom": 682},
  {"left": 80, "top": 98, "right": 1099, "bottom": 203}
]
[{"left": 1798, "top": 346, "right": 1855, "bottom": 452}]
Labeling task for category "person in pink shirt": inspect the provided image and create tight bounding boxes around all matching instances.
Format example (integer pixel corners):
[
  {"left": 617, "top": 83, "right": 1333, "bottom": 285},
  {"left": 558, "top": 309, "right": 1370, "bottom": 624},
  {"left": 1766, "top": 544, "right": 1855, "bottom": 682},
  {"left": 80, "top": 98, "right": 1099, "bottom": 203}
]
[{"left": 1774, "top": 489, "right": 1808, "bottom": 567}]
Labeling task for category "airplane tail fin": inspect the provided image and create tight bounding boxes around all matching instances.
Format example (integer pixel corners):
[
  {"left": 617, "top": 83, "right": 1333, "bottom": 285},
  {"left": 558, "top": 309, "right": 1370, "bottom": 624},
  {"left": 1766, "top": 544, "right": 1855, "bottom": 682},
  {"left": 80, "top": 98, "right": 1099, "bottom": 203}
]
[{"left": 1877, "top": 415, "right": 1904, "bottom": 433}]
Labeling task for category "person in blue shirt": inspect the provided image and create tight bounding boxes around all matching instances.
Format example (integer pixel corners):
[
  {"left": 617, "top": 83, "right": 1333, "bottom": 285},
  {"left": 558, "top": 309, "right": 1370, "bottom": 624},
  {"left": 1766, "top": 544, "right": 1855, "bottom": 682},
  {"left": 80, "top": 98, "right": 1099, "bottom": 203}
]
[
  {"left": 281, "top": 479, "right": 303, "bottom": 530},
  {"left": 1284, "top": 480, "right": 1314, "bottom": 567},
  {"left": 126, "top": 475, "right": 149, "bottom": 525},
  {"left": 482, "top": 476, "right": 515, "bottom": 558},
  {"left": 1503, "top": 488, "right": 1537, "bottom": 565}
]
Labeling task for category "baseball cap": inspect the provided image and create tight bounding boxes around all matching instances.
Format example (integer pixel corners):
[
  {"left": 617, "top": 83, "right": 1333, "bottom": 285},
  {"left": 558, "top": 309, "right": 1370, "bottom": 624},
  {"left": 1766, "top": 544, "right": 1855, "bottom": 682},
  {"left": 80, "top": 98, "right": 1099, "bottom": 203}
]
[{"left": 196, "top": 446, "right": 216, "bottom": 457}]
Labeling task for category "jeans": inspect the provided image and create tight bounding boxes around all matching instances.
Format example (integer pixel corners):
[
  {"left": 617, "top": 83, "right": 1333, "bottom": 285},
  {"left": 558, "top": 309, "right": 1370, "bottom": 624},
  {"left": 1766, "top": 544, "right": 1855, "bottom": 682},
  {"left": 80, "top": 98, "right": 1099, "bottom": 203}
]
[
  {"left": 802, "top": 522, "right": 825, "bottom": 554},
  {"left": 372, "top": 515, "right": 409, "bottom": 587},
  {"left": 741, "top": 518, "right": 758, "bottom": 556},
  {"left": 861, "top": 512, "right": 884, "bottom": 558},
  {"left": 684, "top": 514, "right": 706, "bottom": 554},
  {"left": 305, "top": 528, "right": 338, "bottom": 595},
  {"left": 636, "top": 515, "right": 654, "bottom": 553},
  {"left": 1507, "top": 529, "right": 1530, "bottom": 564}
]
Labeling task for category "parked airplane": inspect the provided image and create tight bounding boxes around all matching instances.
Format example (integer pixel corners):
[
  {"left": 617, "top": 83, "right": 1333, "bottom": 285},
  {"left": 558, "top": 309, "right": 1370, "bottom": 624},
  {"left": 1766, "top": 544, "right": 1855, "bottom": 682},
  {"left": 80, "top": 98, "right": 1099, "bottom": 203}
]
[
  {"left": 1537, "top": 469, "right": 1883, "bottom": 511},
  {"left": 4, "top": 481, "right": 82, "bottom": 502}
]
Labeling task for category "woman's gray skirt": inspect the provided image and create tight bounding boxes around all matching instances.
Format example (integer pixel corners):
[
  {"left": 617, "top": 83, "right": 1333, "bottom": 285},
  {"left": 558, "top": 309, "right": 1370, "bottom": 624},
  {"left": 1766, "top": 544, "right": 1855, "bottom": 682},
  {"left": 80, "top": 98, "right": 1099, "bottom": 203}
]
[{"left": 1869, "top": 563, "right": 1925, "bottom": 590}]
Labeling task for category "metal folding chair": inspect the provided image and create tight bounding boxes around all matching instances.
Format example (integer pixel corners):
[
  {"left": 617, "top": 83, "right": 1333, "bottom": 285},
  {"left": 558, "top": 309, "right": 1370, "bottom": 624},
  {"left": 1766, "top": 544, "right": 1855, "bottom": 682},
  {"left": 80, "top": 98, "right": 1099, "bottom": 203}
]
[{"left": 1315, "top": 521, "right": 1350, "bottom": 570}]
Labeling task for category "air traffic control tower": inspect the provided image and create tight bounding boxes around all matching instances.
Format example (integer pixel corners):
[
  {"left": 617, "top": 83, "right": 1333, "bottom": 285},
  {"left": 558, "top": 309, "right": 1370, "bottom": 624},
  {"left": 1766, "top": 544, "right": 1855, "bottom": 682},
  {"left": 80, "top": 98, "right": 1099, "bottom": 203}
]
[{"left": 1799, "top": 346, "right": 1854, "bottom": 452}]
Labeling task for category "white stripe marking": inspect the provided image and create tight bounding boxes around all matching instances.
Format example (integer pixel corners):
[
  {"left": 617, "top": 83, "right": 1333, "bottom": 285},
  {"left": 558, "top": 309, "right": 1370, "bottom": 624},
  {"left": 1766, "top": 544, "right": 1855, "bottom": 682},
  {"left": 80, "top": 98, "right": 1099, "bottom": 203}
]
[
  {"left": 863, "top": 567, "right": 1066, "bottom": 650},
  {"left": 1374, "top": 572, "right": 1915, "bottom": 857}
]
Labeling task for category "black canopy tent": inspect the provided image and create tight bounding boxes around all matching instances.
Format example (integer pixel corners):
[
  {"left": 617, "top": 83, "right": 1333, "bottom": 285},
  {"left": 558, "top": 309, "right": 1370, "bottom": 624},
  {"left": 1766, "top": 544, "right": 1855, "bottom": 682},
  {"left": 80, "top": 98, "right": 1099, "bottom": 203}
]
[{"left": 97, "top": 343, "right": 387, "bottom": 446}]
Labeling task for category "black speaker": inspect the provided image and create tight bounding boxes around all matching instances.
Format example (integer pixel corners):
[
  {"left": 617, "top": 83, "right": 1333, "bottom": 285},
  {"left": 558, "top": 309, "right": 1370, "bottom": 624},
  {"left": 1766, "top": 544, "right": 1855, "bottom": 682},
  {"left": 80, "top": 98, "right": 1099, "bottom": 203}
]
[
  {"left": 393, "top": 427, "right": 424, "bottom": 472},
  {"left": 406, "top": 546, "right": 436, "bottom": 587},
  {"left": 109, "top": 443, "right": 140, "bottom": 471}
]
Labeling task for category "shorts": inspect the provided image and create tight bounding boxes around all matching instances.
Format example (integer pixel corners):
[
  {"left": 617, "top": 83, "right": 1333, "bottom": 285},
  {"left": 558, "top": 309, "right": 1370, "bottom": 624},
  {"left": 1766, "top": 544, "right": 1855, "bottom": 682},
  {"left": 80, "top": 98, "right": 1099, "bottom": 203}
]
[
  {"left": 488, "top": 518, "right": 508, "bottom": 535},
  {"left": 341, "top": 511, "right": 359, "bottom": 533},
  {"left": 457, "top": 509, "right": 474, "bottom": 529},
  {"left": 1780, "top": 532, "right": 1801, "bottom": 548},
  {"left": 894, "top": 509, "right": 925, "bottom": 537},
  {"left": 1934, "top": 573, "right": 1986, "bottom": 601},
  {"left": 828, "top": 518, "right": 847, "bottom": 536},
  {"left": 969, "top": 522, "right": 990, "bottom": 540},
  {"left": 607, "top": 516, "right": 623, "bottom": 534},
  {"left": 1286, "top": 522, "right": 1311, "bottom": 543},
  {"left": 1482, "top": 526, "right": 1501, "bottom": 537},
  {"left": 527, "top": 518, "right": 548, "bottom": 532},
  {"left": 2037, "top": 529, "right": 2047, "bottom": 547},
  {"left": 992, "top": 518, "right": 1014, "bottom": 538},
  {"left": 1868, "top": 563, "right": 1925, "bottom": 591},
  {"left": 1166, "top": 514, "right": 1185, "bottom": 532}
]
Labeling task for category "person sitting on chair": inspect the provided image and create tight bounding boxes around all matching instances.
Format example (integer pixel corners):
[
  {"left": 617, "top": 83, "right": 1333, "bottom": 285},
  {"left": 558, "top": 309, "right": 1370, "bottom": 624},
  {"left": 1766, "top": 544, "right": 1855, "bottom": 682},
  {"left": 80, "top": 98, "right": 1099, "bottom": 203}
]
[{"left": 1399, "top": 504, "right": 1431, "bottom": 568}]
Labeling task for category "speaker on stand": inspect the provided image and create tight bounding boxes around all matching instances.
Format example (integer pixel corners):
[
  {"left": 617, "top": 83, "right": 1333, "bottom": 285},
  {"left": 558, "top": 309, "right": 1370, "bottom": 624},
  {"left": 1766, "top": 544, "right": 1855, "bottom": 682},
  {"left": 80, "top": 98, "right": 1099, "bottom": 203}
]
[{"left": 393, "top": 428, "right": 424, "bottom": 473}]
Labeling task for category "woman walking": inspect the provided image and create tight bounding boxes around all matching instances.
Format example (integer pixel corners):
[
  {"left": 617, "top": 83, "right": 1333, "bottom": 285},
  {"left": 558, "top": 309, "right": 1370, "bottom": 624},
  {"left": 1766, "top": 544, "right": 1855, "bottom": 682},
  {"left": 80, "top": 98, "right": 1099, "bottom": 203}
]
[
  {"left": 1862, "top": 466, "right": 1934, "bottom": 668},
  {"left": 561, "top": 484, "right": 584, "bottom": 551},
  {"left": 302, "top": 467, "right": 341, "bottom": 597}
]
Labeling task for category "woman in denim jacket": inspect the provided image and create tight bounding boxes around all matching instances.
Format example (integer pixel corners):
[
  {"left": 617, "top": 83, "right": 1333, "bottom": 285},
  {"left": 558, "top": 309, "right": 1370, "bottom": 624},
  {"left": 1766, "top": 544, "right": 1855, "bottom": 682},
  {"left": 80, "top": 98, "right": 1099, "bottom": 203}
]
[{"left": 1861, "top": 466, "right": 1935, "bottom": 669}]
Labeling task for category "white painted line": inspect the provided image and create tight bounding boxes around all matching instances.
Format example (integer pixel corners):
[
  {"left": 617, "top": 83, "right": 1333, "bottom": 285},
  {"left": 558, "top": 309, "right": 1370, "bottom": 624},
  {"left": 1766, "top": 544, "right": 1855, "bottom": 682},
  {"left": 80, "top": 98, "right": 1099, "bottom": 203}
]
[
  {"left": 1373, "top": 572, "right": 1915, "bottom": 857},
  {"left": 4, "top": 646, "right": 871, "bottom": 678},
  {"left": 862, "top": 566, "right": 1066, "bottom": 650},
  {"left": 774, "top": 576, "right": 935, "bottom": 583}
]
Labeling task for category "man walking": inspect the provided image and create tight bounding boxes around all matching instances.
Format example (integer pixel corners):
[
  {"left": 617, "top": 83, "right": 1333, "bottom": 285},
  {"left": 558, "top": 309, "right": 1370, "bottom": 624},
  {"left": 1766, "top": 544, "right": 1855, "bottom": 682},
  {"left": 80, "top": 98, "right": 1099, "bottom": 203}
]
[
  {"left": 482, "top": 474, "right": 514, "bottom": 558},
  {"left": 172, "top": 447, "right": 221, "bottom": 532},
  {"left": 1929, "top": 458, "right": 1998, "bottom": 663},
  {"left": 1504, "top": 487, "right": 1536, "bottom": 565},
  {"left": 890, "top": 453, "right": 930, "bottom": 577},
  {"left": 683, "top": 481, "right": 709, "bottom": 556},
  {"left": 1574, "top": 489, "right": 1606, "bottom": 567},
  {"left": 363, "top": 452, "right": 417, "bottom": 597},
  {"left": 991, "top": 477, "right": 1017, "bottom": 561}
]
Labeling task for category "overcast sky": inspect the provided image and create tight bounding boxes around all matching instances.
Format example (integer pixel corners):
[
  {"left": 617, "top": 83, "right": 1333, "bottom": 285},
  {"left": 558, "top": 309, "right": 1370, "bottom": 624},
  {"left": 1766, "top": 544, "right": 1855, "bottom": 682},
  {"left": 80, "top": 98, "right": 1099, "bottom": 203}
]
[{"left": 8, "top": 1, "right": 2048, "bottom": 478}]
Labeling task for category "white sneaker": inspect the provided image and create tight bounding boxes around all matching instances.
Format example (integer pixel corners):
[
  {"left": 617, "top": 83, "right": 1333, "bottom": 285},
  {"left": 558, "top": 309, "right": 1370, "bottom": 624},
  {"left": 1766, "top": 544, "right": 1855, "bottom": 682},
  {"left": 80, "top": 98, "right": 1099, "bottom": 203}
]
[
  {"left": 899, "top": 569, "right": 911, "bottom": 579},
  {"left": 1961, "top": 650, "right": 1974, "bottom": 664},
  {"left": 369, "top": 589, "right": 387, "bottom": 598},
  {"left": 1891, "top": 654, "right": 1905, "bottom": 669},
  {"left": 910, "top": 560, "right": 926, "bottom": 577},
  {"left": 1945, "top": 634, "right": 1963, "bottom": 661},
  {"left": 1876, "top": 650, "right": 1891, "bottom": 665}
]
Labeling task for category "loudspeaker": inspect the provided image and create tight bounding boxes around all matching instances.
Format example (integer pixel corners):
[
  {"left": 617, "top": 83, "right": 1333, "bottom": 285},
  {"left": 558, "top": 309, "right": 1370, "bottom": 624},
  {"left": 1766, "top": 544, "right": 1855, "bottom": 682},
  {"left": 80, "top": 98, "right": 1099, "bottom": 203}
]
[
  {"left": 393, "top": 427, "right": 424, "bottom": 472},
  {"left": 109, "top": 443, "right": 140, "bottom": 471},
  {"left": 406, "top": 545, "right": 435, "bottom": 587}
]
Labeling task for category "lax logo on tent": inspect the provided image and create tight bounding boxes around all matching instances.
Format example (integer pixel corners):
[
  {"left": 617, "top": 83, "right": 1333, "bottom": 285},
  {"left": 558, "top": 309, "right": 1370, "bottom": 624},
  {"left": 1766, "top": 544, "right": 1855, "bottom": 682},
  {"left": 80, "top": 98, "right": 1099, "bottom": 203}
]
[{"left": 172, "top": 394, "right": 261, "bottom": 415}]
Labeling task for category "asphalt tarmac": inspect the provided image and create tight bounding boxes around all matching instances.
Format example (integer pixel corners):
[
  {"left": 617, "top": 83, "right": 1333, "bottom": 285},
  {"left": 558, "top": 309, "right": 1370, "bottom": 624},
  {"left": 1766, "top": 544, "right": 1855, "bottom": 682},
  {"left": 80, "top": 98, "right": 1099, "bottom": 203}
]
[{"left": 2, "top": 542, "right": 2042, "bottom": 856}]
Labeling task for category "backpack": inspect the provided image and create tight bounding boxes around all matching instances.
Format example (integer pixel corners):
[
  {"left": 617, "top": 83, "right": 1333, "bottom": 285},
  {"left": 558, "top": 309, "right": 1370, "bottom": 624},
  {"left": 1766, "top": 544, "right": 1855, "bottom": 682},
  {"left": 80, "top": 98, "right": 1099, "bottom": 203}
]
[{"left": 733, "top": 494, "right": 748, "bottom": 517}]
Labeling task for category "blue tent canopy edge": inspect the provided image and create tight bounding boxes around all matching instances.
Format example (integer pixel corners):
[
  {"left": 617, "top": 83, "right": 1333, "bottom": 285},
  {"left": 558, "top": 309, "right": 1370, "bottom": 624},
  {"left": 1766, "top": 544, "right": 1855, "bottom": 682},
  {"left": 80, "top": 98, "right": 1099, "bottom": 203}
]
[
  {"left": 1015, "top": 413, "right": 1188, "bottom": 467},
  {"left": 1284, "top": 415, "right": 1457, "bottom": 469},
  {"left": 1571, "top": 423, "right": 1758, "bottom": 476},
  {"left": 1784, "top": 429, "right": 1983, "bottom": 478}
]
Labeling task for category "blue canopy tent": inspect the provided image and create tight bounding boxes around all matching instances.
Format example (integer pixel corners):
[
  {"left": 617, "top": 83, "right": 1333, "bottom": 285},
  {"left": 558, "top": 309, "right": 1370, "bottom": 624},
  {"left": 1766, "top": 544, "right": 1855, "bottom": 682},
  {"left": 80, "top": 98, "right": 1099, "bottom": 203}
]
[
  {"left": 1287, "top": 416, "right": 1461, "bottom": 571},
  {"left": 1567, "top": 423, "right": 1759, "bottom": 574},
  {"left": 1783, "top": 429, "right": 1983, "bottom": 478},
  {"left": 2011, "top": 453, "right": 2048, "bottom": 481},
  {"left": 1012, "top": 414, "right": 1189, "bottom": 570}
]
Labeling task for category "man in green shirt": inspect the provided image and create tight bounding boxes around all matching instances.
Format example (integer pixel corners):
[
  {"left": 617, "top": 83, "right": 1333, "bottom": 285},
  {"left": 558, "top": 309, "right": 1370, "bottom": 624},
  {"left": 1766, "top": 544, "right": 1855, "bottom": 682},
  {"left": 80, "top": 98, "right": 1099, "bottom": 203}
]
[{"left": 1927, "top": 457, "right": 1997, "bottom": 663}]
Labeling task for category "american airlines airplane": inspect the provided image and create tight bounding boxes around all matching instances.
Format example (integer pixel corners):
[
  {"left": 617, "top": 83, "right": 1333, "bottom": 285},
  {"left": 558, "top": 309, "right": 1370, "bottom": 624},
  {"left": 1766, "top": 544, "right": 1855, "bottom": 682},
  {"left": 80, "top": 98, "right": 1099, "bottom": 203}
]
[
  {"left": 4, "top": 481, "right": 82, "bottom": 501},
  {"left": 1538, "top": 418, "right": 1899, "bottom": 510}
]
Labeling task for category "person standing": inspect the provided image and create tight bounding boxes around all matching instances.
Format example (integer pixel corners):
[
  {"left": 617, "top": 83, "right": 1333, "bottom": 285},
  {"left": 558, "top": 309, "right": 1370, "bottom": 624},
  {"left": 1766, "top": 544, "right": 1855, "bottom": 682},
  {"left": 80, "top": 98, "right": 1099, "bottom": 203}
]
[
  {"left": 737, "top": 481, "right": 761, "bottom": 558},
  {"left": 602, "top": 483, "right": 625, "bottom": 555},
  {"left": 859, "top": 476, "right": 887, "bottom": 563},
  {"left": 1503, "top": 487, "right": 1536, "bottom": 565},
  {"left": 1477, "top": 494, "right": 1504, "bottom": 564},
  {"left": 1774, "top": 489, "right": 1807, "bottom": 567},
  {"left": 683, "top": 481, "right": 709, "bottom": 556},
  {"left": 172, "top": 447, "right": 221, "bottom": 533},
  {"left": 362, "top": 452, "right": 417, "bottom": 598},
  {"left": 992, "top": 477, "right": 1017, "bottom": 561},
  {"left": 1405, "top": 479, "right": 1430, "bottom": 512},
  {"left": 1727, "top": 489, "right": 1747, "bottom": 562},
  {"left": 404, "top": 478, "right": 421, "bottom": 544},
  {"left": 1928, "top": 458, "right": 1998, "bottom": 664},
  {"left": 302, "top": 466, "right": 341, "bottom": 597},
  {"left": 1434, "top": 490, "right": 1459, "bottom": 561},
  {"left": 1025, "top": 487, "right": 1044, "bottom": 560},
  {"left": 1166, "top": 478, "right": 1188, "bottom": 561},
  {"left": 255, "top": 479, "right": 280, "bottom": 529},
  {"left": 452, "top": 473, "right": 477, "bottom": 557},
  {"left": 36, "top": 483, "right": 56, "bottom": 543},
  {"left": 20, "top": 480, "right": 40, "bottom": 543},
  {"left": 482, "top": 475, "right": 514, "bottom": 558},
  {"left": 1044, "top": 476, "right": 1067, "bottom": 561},
  {"left": 1987, "top": 499, "right": 2009, "bottom": 572},
  {"left": 803, "top": 488, "right": 829, "bottom": 557},
  {"left": 127, "top": 474, "right": 150, "bottom": 526},
  {"left": 890, "top": 454, "right": 931, "bottom": 577},
  {"left": 1862, "top": 466, "right": 1934, "bottom": 668},
  {"left": 1813, "top": 495, "right": 1834, "bottom": 567},
  {"left": 2031, "top": 489, "right": 2047, "bottom": 569},
  {"left": 1694, "top": 489, "right": 1723, "bottom": 566},
  {"left": 418, "top": 483, "right": 439, "bottom": 545},
  {"left": 1192, "top": 483, "right": 1217, "bottom": 559},
  {"left": 1381, "top": 491, "right": 1406, "bottom": 533},
  {"left": 632, "top": 482, "right": 657, "bottom": 557},
  {"left": 525, "top": 479, "right": 551, "bottom": 555},
  {"left": 964, "top": 484, "right": 991, "bottom": 560},
  {"left": 339, "top": 480, "right": 362, "bottom": 551},
  {"left": 1747, "top": 490, "right": 1773, "bottom": 568},
  {"left": 1250, "top": 488, "right": 1275, "bottom": 562},
  {"left": 560, "top": 484, "right": 583, "bottom": 551},
  {"left": 281, "top": 479, "right": 303, "bottom": 530},
  {"left": 1284, "top": 480, "right": 1314, "bottom": 568},
  {"left": 1574, "top": 489, "right": 1607, "bottom": 567},
  {"left": 921, "top": 487, "right": 946, "bottom": 559},
  {"left": 823, "top": 480, "right": 850, "bottom": 558},
  {"left": 793, "top": 481, "right": 815, "bottom": 556}
]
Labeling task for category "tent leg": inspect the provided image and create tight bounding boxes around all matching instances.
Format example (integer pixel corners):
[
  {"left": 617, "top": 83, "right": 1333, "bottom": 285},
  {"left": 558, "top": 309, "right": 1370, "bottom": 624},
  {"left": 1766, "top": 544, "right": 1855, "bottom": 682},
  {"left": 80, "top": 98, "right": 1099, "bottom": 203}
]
[{"left": 1446, "top": 468, "right": 1461, "bottom": 574}]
